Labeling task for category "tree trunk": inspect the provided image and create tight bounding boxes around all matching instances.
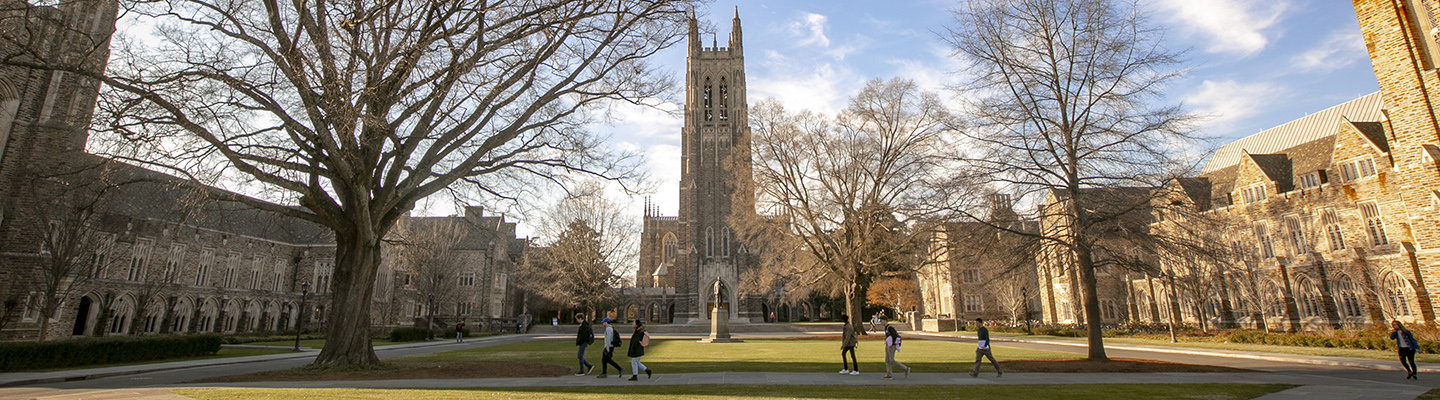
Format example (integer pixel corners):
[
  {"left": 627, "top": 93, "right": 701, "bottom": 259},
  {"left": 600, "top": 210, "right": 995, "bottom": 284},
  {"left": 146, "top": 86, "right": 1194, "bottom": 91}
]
[
  {"left": 37, "top": 304, "right": 54, "bottom": 342},
  {"left": 313, "top": 233, "right": 383, "bottom": 366},
  {"left": 1074, "top": 243, "right": 1108, "bottom": 361},
  {"left": 845, "top": 282, "right": 863, "bottom": 335}
]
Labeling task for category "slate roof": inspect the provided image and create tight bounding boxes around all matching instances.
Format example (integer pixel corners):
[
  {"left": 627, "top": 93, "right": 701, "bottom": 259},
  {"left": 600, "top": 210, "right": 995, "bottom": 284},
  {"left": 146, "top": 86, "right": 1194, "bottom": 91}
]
[
  {"left": 1202, "top": 92, "right": 1385, "bottom": 174},
  {"left": 1247, "top": 153, "right": 1295, "bottom": 193},
  {"left": 85, "top": 155, "right": 333, "bottom": 245},
  {"left": 1173, "top": 177, "right": 1212, "bottom": 211}
]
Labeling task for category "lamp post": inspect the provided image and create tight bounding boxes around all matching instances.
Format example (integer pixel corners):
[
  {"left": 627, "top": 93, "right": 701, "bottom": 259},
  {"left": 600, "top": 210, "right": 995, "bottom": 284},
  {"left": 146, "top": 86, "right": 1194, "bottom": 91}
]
[
  {"left": 293, "top": 281, "right": 309, "bottom": 351},
  {"left": 427, "top": 293, "right": 436, "bottom": 341}
]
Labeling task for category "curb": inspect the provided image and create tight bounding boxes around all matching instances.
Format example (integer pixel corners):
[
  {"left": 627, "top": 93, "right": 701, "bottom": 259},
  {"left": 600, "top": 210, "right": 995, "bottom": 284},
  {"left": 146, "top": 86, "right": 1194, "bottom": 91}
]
[{"left": 912, "top": 331, "right": 1440, "bottom": 373}]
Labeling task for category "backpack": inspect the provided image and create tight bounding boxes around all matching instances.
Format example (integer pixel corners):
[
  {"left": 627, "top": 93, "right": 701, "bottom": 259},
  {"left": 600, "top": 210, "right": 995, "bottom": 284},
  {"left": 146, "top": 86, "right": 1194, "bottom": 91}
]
[{"left": 640, "top": 332, "right": 651, "bottom": 347}]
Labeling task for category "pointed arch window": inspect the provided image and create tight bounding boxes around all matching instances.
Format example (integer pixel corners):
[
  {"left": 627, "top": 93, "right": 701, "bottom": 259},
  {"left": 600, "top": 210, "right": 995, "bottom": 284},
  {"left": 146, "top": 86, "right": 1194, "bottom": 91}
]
[
  {"left": 705, "top": 227, "right": 715, "bottom": 258},
  {"left": 703, "top": 77, "right": 713, "bottom": 121},
  {"left": 1384, "top": 273, "right": 1416, "bottom": 317},
  {"left": 719, "top": 78, "right": 729, "bottom": 121},
  {"left": 721, "top": 227, "right": 731, "bottom": 257},
  {"left": 1294, "top": 276, "right": 1323, "bottom": 318},
  {"left": 1332, "top": 274, "right": 1365, "bottom": 318},
  {"left": 662, "top": 233, "right": 678, "bottom": 263}
]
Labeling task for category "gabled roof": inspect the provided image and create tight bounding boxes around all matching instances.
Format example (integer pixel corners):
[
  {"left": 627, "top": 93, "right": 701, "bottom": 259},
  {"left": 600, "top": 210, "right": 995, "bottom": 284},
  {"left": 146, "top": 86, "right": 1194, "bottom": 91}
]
[
  {"left": 1172, "top": 177, "right": 1212, "bottom": 211},
  {"left": 1203, "top": 92, "right": 1385, "bottom": 173},
  {"left": 1246, "top": 153, "right": 1294, "bottom": 193},
  {"left": 1350, "top": 120, "right": 1390, "bottom": 154}
]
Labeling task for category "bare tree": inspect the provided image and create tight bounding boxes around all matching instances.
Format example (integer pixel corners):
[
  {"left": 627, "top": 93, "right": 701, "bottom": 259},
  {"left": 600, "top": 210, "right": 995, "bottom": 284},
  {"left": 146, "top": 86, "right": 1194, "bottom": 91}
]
[
  {"left": 735, "top": 78, "right": 965, "bottom": 332},
  {"left": 2, "top": 0, "right": 696, "bottom": 365},
  {"left": 537, "top": 183, "right": 641, "bottom": 281},
  {"left": 945, "top": 0, "right": 1198, "bottom": 360},
  {"left": 520, "top": 220, "right": 620, "bottom": 319},
  {"left": 390, "top": 218, "right": 467, "bottom": 333},
  {"left": 24, "top": 167, "right": 118, "bottom": 341}
]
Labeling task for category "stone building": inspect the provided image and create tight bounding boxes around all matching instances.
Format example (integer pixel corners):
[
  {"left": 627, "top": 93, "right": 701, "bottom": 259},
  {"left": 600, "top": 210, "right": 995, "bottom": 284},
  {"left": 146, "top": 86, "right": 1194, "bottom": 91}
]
[
  {"left": 634, "top": 10, "right": 768, "bottom": 324},
  {"left": 0, "top": 0, "right": 524, "bottom": 340},
  {"left": 1030, "top": 0, "right": 1440, "bottom": 331},
  {"left": 917, "top": 194, "right": 1041, "bottom": 326}
]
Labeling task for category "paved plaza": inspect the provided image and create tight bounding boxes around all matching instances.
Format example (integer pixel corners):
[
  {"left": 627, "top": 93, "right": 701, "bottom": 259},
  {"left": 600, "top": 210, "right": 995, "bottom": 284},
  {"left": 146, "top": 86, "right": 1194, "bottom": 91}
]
[{"left": 1, "top": 329, "right": 1437, "bottom": 400}]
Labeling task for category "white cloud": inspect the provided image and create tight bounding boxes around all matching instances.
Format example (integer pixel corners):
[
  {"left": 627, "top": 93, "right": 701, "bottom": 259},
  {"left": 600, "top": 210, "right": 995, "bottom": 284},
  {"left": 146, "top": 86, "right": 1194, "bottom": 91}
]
[
  {"left": 1186, "top": 80, "right": 1284, "bottom": 134},
  {"left": 750, "top": 62, "right": 860, "bottom": 115},
  {"left": 1156, "top": 0, "right": 1288, "bottom": 55},
  {"left": 1292, "top": 30, "right": 1366, "bottom": 73},
  {"left": 600, "top": 100, "right": 682, "bottom": 142},
  {"left": 641, "top": 144, "right": 682, "bottom": 216},
  {"left": 788, "top": 12, "right": 831, "bottom": 48}
]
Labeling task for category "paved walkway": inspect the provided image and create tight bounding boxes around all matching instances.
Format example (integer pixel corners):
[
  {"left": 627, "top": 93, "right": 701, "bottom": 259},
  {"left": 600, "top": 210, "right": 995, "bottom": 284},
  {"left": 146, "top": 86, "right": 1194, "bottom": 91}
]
[
  {"left": 2, "top": 331, "right": 1437, "bottom": 399},
  {"left": 915, "top": 331, "right": 1440, "bottom": 373}
]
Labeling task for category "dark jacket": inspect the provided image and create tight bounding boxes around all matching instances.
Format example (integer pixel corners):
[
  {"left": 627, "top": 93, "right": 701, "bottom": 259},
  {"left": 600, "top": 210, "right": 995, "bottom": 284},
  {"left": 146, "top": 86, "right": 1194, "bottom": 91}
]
[
  {"left": 577, "top": 321, "right": 594, "bottom": 346},
  {"left": 627, "top": 327, "right": 647, "bottom": 358}
]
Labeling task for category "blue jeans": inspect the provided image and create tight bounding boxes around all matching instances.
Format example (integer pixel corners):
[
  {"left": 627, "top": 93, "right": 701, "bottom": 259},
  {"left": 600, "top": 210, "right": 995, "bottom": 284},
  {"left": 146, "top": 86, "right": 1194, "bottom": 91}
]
[
  {"left": 578, "top": 343, "right": 593, "bottom": 371},
  {"left": 630, "top": 356, "right": 646, "bottom": 375}
]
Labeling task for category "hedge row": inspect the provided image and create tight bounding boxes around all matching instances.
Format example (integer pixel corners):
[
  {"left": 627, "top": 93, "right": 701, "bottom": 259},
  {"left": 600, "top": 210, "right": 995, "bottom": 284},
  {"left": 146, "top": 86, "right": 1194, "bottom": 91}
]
[
  {"left": 1224, "top": 331, "right": 1440, "bottom": 353},
  {"left": 987, "top": 325, "right": 1126, "bottom": 338},
  {"left": 0, "top": 335, "right": 222, "bottom": 371},
  {"left": 389, "top": 327, "right": 429, "bottom": 342}
]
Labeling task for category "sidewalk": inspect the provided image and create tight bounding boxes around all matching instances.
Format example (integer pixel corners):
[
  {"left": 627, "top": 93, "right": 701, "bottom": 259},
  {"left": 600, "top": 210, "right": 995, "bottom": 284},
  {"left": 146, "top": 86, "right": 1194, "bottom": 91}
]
[
  {"left": 0, "top": 335, "right": 508, "bottom": 388},
  {"left": 914, "top": 331, "right": 1440, "bottom": 373},
  {"left": 159, "top": 371, "right": 1429, "bottom": 399}
]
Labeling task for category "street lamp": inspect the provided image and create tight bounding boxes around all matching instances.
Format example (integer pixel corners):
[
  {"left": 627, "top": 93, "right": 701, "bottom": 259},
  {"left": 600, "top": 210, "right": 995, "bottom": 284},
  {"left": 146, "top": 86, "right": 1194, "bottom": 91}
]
[
  {"left": 293, "top": 281, "right": 309, "bottom": 351},
  {"left": 427, "top": 293, "right": 436, "bottom": 341}
]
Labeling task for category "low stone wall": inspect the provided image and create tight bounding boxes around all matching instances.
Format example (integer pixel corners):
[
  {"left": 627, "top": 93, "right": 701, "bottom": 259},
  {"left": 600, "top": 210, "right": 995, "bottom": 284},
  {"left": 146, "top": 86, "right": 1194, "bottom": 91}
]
[{"left": 922, "top": 318, "right": 962, "bottom": 332}]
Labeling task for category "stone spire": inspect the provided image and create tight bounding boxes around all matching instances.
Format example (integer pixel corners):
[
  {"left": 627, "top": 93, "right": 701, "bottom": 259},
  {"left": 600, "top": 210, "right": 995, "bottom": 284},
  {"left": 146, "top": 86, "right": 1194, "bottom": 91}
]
[{"left": 729, "top": 6, "right": 742, "bottom": 53}]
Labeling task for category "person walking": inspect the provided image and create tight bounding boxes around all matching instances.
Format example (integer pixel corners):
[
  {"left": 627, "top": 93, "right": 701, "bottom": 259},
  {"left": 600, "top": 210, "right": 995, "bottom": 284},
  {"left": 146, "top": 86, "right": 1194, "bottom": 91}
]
[
  {"left": 575, "top": 314, "right": 595, "bottom": 376},
  {"left": 597, "top": 318, "right": 625, "bottom": 378},
  {"left": 839, "top": 314, "right": 859, "bottom": 375},
  {"left": 1392, "top": 320, "right": 1420, "bottom": 380},
  {"left": 455, "top": 321, "right": 465, "bottom": 343},
  {"left": 627, "top": 320, "right": 652, "bottom": 381},
  {"left": 882, "top": 324, "right": 910, "bottom": 379},
  {"left": 970, "top": 317, "right": 1001, "bottom": 377}
]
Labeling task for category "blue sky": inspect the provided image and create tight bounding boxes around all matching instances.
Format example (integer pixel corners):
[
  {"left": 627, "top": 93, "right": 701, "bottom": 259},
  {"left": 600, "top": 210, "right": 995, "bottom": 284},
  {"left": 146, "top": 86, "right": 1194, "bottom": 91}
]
[{"left": 596, "top": 0, "right": 1380, "bottom": 225}]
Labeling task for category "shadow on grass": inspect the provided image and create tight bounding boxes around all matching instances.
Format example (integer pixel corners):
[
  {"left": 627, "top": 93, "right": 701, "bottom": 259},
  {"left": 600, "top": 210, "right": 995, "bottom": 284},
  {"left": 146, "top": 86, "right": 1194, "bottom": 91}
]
[{"left": 176, "top": 384, "right": 1295, "bottom": 400}]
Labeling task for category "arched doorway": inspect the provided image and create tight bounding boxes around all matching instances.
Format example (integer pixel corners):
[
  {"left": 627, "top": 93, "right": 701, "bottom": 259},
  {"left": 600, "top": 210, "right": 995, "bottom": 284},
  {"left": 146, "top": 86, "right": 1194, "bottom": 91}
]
[
  {"left": 781, "top": 304, "right": 791, "bottom": 322},
  {"left": 667, "top": 304, "right": 676, "bottom": 323},
  {"left": 71, "top": 297, "right": 92, "bottom": 336},
  {"left": 761, "top": 303, "right": 770, "bottom": 322}
]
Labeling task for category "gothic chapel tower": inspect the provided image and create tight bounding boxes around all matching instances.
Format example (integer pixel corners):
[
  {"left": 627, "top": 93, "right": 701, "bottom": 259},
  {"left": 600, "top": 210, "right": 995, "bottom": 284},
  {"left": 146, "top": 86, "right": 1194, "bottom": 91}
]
[{"left": 675, "top": 9, "right": 755, "bottom": 323}]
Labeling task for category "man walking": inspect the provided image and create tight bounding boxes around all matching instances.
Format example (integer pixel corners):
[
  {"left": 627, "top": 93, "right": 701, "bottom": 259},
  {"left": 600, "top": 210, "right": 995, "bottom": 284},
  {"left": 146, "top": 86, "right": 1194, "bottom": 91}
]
[
  {"left": 597, "top": 318, "right": 625, "bottom": 378},
  {"left": 455, "top": 321, "right": 465, "bottom": 343},
  {"left": 969, "top": 317, "right": 1001, "bottom": 377},
  {"left": 575, "top": 314, "right": 595, "bottom": 376},
  {"left": 839, "top": 314, "right": 859, "bottom": 375}
]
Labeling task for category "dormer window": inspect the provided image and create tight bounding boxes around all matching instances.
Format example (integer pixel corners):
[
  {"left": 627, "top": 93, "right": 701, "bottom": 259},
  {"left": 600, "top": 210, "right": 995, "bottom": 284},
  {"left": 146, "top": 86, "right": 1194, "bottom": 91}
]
[
  {"left": 1240, "top": 184, "right": 1267, "bottom": 204},
  {"left": 1338, "top": 157, "right": 1377, "bottom": 182},
  {"left": 1299, "top": 172, "right": 1322, "bottom": 190}
]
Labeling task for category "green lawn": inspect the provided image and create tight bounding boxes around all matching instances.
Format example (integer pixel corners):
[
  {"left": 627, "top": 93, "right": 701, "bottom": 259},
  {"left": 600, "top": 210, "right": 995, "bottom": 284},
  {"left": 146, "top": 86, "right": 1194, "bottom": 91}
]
[
  {"left": 245, "top": 338, "right": 426, "bottom": 349},
  {"left": 948, "top": 332, "right": 1440, "bottom": 363},
  {"left": 173, "top": 384, "right": 1291, "bottom": 400},
  {"left": 24, "top": 347, "right": 292, "bottom": 373},
  {"left": 402, "top": 338, "right": 1081, "bottom": 373}
]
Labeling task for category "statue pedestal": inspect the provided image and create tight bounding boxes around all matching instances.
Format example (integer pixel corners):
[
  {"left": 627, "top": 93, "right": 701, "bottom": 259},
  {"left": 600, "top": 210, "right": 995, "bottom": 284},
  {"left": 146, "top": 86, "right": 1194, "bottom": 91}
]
[{"left": 697, "top": 305, "right": 743, "bottom": 343}]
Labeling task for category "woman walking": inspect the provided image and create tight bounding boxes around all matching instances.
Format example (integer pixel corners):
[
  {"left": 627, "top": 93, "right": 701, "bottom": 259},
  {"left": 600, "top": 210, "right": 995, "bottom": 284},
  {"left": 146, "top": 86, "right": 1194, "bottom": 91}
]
[
  {"left": 839, "top": 314, "right": 859, "bottom": 375},
  {"left": 1392, "top": 320, "right": 1420, "bottom": 380},
  {"left": 627, "top": 320, "right": 653, "bottom": 381},
  {"left": 883, "top": 324, "right": 910, "bottom": 380}
]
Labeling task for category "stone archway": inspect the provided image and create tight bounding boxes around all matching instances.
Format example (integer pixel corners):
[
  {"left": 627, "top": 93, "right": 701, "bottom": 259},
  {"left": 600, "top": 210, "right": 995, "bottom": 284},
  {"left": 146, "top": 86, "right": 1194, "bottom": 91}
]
[{"left": 71, "top": 296, "right": 92, "bottom": 336}]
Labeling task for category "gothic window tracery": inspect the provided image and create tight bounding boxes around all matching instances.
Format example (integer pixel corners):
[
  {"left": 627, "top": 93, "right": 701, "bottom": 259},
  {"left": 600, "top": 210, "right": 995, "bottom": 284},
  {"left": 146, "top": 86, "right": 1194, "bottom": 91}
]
[
  {"left": 719, "top": 78, "right": 729, "bottom": 121},
  {"left": 703, "top": 77, "right": 713, "bottom": 121}
]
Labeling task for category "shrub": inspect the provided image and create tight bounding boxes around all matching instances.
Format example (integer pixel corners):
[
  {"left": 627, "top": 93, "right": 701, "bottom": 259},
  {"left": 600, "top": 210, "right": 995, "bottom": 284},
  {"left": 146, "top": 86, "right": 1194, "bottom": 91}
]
[
  {"left": 222, "top": 332, "right": 325, "bottom": 344},
  {"left": 389, "top": 327, "right": 429, "bottom": 342},
  {"left": 0, "top": 335, "right": 222, "bottom": 371}
]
